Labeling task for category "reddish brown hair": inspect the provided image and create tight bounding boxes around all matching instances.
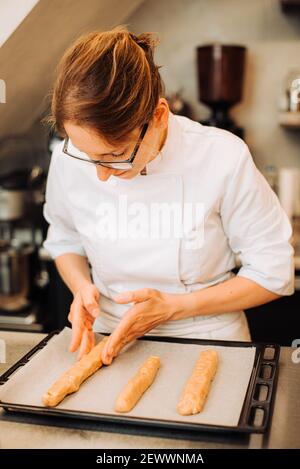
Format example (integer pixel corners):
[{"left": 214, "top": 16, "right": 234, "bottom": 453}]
[{"left": 47, "top": 26, "right": 164, "bottom": 144}]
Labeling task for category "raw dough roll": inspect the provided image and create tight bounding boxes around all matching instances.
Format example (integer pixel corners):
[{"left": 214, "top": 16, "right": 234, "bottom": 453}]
[
  {"left": 43, "top": 336, "right": 109, "bottom": 407},
  {"left": 115, "top": 356, "right": 160, "bottom": 413},
  {"left": 177, "top": 349, "right": 218, "bottom": 415}
]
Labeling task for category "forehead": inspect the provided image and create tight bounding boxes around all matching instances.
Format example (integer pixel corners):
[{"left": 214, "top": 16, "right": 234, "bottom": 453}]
[{"left": 64, "top": 121, "right": 135, "bottom": 153}]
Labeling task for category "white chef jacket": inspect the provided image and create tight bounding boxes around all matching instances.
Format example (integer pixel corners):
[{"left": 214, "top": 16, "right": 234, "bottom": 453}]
[{"left": 43, "top": 112, "right": 294, "bottom": 339}]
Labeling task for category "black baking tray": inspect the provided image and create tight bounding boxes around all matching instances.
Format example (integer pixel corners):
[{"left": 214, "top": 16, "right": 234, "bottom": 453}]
[{"left": 0, "top": 331, "right": 280, "bottom": 434}]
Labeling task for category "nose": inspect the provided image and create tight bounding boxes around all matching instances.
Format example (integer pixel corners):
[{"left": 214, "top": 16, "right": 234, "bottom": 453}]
[{"left": 96, "top": 165, "right": 114, "bottom": 181}]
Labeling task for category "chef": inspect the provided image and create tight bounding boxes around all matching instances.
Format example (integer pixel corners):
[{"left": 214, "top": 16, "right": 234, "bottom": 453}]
[{"left": 44, "top": 28, "right": 294, "bottom": 365}]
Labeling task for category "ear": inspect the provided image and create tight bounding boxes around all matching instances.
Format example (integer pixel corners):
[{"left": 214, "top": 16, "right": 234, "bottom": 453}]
[{"left": 153, "top": 98, "right": 169, "bottom": 128}]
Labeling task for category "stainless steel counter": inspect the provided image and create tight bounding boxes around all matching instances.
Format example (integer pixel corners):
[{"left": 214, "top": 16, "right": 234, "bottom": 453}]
[{"left": 0, "top": 331, "right": 299, "bottom": 449}]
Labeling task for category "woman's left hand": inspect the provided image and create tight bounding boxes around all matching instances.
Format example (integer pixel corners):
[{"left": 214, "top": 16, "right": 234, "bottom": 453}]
[{"left": 101, "top": 288, "right": 182, "bottom": 365}]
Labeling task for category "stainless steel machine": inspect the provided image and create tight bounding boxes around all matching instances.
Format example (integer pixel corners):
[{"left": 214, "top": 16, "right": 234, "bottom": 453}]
[{"left": 0, "top": 135, "right": 49, "bottom": 330}]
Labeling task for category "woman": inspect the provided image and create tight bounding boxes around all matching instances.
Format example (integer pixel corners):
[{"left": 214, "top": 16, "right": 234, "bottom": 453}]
[{"left": 44, "top": 27, "right": 294, "bottom": 365}]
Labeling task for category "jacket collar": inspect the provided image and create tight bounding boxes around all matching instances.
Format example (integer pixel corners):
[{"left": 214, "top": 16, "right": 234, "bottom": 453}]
[{"left": 146, "top": 111, "right": 183, "bottom": 175}]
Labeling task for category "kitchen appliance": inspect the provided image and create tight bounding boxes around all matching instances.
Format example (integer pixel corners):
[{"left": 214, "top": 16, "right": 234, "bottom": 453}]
[
  {"left": 196, "top": 44, "right": 246, "bottom": 138},
  {"left": 0, "top": 225, "right": 44, "bottom": 330},
  {"left": 0, "top": 132, "right": 73, "bottom": 332},
  {"left": 0, "top": 167, "right": 44, "bottom": 225},
  {"left": 0, "top": 238, "right": 42, "bottom": 328},
  {"left": 0, "top": 135, "right": 49, "bottom": 330},
  {"left": 0, "top": 240, "right": 34, "bottom": 307}
]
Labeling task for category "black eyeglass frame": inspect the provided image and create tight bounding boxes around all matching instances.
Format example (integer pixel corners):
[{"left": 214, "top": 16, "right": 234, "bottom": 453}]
[{"left": 62, "top": 123, "right": 149, "bottom": 169}]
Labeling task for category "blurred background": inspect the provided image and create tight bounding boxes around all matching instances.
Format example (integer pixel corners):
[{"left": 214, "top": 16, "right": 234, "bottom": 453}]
[{"left": 0, "top": 0, "right": 300, "bottom": 344}]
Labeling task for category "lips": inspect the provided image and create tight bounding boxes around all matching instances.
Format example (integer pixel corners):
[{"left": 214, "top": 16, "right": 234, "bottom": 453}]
[
  {"left": 115, "top": 170, "right": 131, "bottom": 178},
  {"left": 115, "top": 170, "right": 127, "bottom": 176}
]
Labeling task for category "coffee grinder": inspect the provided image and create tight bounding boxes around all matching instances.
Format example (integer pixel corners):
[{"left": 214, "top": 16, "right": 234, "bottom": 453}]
[{"left": 196, "top": 44, "right": 246, "bottom": 138}]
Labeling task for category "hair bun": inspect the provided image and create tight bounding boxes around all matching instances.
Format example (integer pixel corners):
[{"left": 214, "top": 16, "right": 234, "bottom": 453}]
[{"left": 129, "top": 32, "right": 159, "bottom": 54}]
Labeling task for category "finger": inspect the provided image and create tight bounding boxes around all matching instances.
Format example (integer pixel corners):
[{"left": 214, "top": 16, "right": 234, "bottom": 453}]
[
  {"left": 101, "top": 299, "right": 150, "bottom": 364},
  {"left": 77, "top": 328, "right": 92, "bottom": 360},
  {"left": 106, "top": 300, "right": 156, "bottom": 360},
  {"left": 83, "top": 314, "right": 95, "bottom": 331},
  {"left": 81, "top": 289, "right": 101, "bottom": 318},
  {"left": 114, "top": 288, "right": 153, "bottom": 304},
  {"left": 107, "top": 332, "right": 138, "bottom": 363},
  {"left": 111, "top": 337, "right": 130, "bottom": 358},
  {"left": 101, "top": 340, "right": 112, "bottom": 365},
  {"left": 69, "top": 298, "right": 85, "bottom": 353},
  {"left": 69, "top": 322, "right": 84, "bottom": 352},
  {"left": 68, "top": 309, "right": 73, "bottom": 323},
  {"left": 88, "top": 329, "right": 95, "bottom": 349},
  {"left": 101, "top": 334, "right": 123, "bottom": 365},
  {"left": 101, "top": 340, "right": 124, "bottom": 365},
  {"left": 101, "top": 313, "right": 137, "bottom": 365}
]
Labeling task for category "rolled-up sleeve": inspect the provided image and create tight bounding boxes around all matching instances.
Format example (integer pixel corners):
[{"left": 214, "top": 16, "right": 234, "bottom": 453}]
[
  {"left": 43, "top": 143, "right": 86, "bottom": 259},
  {"left": 220, "top": 142, "right": 294, "bottom": 296}
]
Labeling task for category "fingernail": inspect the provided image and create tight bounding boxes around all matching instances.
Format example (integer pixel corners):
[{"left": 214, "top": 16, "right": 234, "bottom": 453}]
[
  {"left": 104, "top": 356, "right": 112, "bottom": 365},
  {"left": 92, "top": 308, "right": 99, "bottom": 318},
  {"left": 102, "top": 349, "right": 111, "bottom": 364}
]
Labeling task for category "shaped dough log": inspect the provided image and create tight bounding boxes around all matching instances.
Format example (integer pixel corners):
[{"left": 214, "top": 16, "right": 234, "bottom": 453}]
[
  {"left": 177, "top": 349, "right": 218, "bottom": 415},
  {"left": 43, "top": 336, "right": 109, "bottom": 407},
  {"left": 115, "top": 356, "right": 160, "bottom": 413}
]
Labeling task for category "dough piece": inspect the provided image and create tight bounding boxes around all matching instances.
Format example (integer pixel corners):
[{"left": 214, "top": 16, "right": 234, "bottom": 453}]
[
  {"left": 115, "top": 356, "right": 160, "bottom": 413},
  {"left": 177, "top": 349, "right": 218, "bottom": 415},
  {"left": 43, "top": 336, "right": 109, "bottom": 407}
]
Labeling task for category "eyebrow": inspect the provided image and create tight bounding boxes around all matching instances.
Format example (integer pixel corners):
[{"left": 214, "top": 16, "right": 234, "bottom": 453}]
[{"left": 94, "top": 146, "right": 128, "bottom": 157}]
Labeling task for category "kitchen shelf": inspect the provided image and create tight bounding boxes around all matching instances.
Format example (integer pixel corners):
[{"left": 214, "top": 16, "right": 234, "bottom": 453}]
[{"left": 279, "top": 111, "right": 300, "bottom": 128}]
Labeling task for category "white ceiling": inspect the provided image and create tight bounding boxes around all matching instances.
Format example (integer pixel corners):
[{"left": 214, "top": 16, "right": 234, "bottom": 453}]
[{"left": 0, "top": 0, "right": 39, "bottom": 47}]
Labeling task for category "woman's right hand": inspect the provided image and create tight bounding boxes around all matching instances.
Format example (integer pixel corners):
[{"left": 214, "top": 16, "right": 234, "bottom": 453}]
[{"left": 68, "top": 283, "right": 101, "bottom": 359}]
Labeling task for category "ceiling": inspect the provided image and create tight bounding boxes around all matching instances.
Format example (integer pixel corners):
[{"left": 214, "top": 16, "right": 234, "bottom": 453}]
[{"left": 0, "top": 0, "right": 145, "bottom": 137}]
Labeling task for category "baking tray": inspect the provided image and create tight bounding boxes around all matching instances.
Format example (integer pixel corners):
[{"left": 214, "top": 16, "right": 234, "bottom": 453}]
[{"left": 0, "top": 331, "right": 280, "bottom": 434}]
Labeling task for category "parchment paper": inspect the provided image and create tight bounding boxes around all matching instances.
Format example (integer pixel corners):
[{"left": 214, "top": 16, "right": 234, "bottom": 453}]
[{"left": 0, "top": 328, "right": 256, "bottom": 427}]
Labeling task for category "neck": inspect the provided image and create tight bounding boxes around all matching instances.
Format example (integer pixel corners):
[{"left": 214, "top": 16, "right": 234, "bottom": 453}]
[
  {"left": 140, "top": 124, "right": 169, "bottom": 175},
  {"left": 158, "top": 125, "right": 168, "bottom": 152},
  {"left": 148, "top": 125, "right": 168, "bottom": 165}
]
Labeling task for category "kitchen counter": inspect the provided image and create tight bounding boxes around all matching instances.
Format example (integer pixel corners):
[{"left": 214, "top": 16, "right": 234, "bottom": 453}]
[{"left": 0, "top": 331, "right": 299, "bottom": 449}]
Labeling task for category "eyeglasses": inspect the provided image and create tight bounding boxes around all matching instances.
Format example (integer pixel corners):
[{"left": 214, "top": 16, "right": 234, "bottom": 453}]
[{"left": 62, "top": 123, "right": 149, "bottom": 170}]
